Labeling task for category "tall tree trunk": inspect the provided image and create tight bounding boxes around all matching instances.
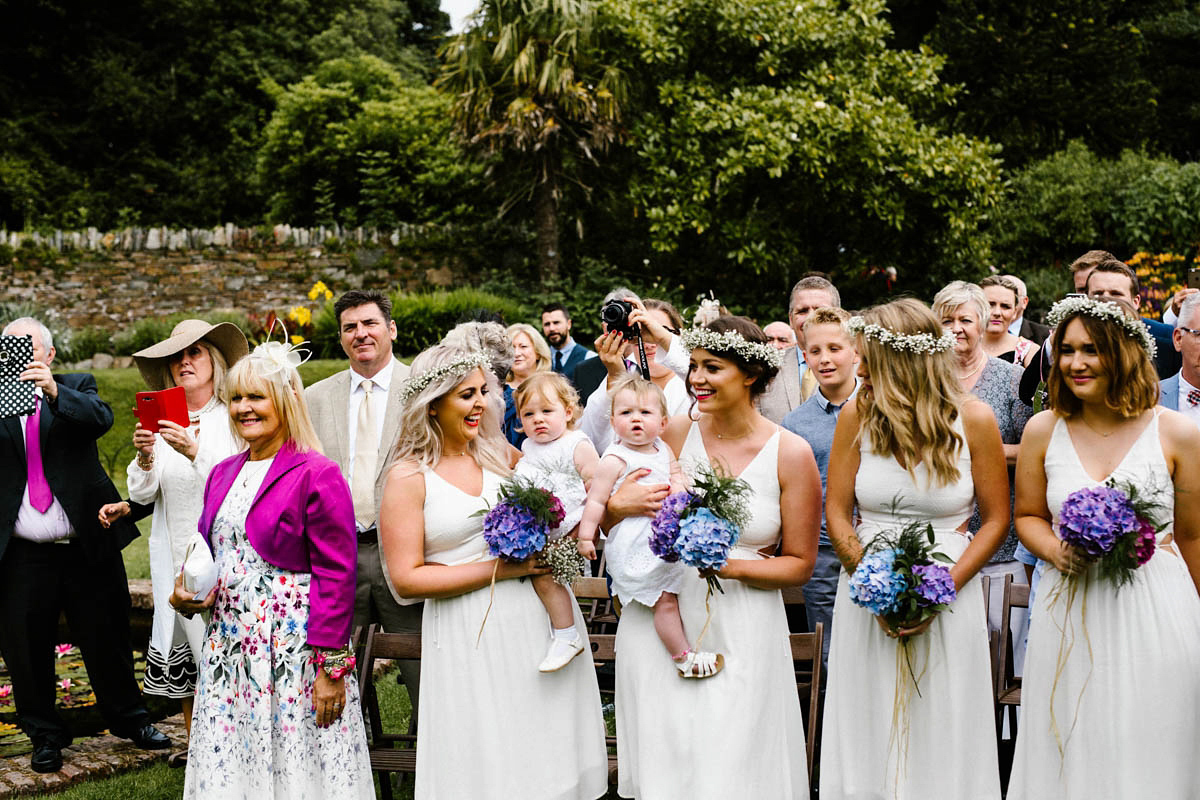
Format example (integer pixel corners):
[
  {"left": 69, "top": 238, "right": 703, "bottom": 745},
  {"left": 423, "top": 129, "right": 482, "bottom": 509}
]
[{"left": 534, "top": 163, "right": 561, "bottom": 284}]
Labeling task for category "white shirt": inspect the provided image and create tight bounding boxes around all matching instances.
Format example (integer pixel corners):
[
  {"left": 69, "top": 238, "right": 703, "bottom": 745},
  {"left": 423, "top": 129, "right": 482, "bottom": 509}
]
[
  {"left": 1008, "top": 316, "right": 1024, "bottom": 337},
  {"left": 14, "top": 390, "right": 75, "bottom": 542},
  {"left": 1178, "top": 374, "right": 1200, "bottom": 426},
  {"left": 345, "top": 358, "right": 395, "bottom": 486}
]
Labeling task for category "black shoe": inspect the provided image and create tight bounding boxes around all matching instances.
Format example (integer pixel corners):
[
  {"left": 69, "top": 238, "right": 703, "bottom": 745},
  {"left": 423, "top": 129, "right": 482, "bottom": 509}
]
[
  {"left": 127, "top": 724, "right": 171, "bottom": 750},
  {"left": 31, "top": 745, "right": 62, "bottom": 773}
]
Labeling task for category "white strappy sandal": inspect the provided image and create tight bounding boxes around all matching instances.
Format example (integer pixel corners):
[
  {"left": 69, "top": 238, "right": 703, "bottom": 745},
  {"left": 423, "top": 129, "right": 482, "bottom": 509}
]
[{"left": 675, "top": 649, "right": 725, "bottom": 679}]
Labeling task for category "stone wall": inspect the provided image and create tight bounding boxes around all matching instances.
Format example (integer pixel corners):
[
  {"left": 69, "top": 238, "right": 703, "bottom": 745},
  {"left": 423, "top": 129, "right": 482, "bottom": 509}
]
[{"left": 1, "top": 224, "right": 473, "bottom": 331}]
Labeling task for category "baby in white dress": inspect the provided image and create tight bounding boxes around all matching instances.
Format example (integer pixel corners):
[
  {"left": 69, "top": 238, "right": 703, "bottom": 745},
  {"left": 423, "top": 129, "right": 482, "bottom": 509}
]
[
  {"left": 578, "top": 375, "right": 724, "bottom": 678},
  {"left": 512, "top": 373, "right": 600, "bottom": 672}
]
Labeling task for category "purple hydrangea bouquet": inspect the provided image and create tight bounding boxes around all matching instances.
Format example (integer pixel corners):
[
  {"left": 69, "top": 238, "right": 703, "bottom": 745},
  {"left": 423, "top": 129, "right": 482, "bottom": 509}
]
[
  {"left": 848, "top": 518, "right": 957, "bottom": 637},
  {"left": 474, "top": 477, "right": 568, "bottom": 641},
  {"left": 1058, "top": 480, "right": 1162, "bottom": 589},
  {"left": 650, "top": 464, "right": 751, "bottom": 595}
]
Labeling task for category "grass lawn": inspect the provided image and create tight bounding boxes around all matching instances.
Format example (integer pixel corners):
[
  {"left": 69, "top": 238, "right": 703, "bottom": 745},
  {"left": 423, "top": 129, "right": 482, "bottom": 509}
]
[{"left": 90, "top": 359, "right": 349, "bottom": 580}]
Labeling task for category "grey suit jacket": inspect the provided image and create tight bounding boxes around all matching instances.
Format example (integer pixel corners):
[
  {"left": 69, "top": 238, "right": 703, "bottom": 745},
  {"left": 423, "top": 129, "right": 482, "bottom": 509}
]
[
  {"left": 1159, "top": 372, "right": 1181, "bottom": 411},
  {"left": 758, "top": 345, "right": 803, "bottom": 424},
  {"left": 305, "top": 357, "right": 412, "bottom": 524}
]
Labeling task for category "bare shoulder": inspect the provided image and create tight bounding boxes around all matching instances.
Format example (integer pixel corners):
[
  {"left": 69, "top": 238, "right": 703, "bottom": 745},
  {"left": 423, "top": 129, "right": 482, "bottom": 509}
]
[
  {"left": 385, "top": 458, "right": 426, "bottom": 493},
  {"left": 1158, "top": 408, "right": 1200, "bottom": 448},
  {"left": 776, "top": 425, "right": 814, "bottom": 463},
  {"left": 960, "top": 397, "right": 997, "bottom": 429},
  {"left": 663, "top": 413, "right": 693, "bottom": 454},
  {"left": 1019, "top": 409, "right": 1059, "bottom": 442}
]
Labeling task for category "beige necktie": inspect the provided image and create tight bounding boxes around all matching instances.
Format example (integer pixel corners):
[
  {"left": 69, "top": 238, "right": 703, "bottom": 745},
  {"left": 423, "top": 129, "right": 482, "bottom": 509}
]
[
  {"left": 351, "top": 379, "right": 378, "bottom": 530},
  {"left": 800, "top": 366, "right": 818, "bottom": 402}
]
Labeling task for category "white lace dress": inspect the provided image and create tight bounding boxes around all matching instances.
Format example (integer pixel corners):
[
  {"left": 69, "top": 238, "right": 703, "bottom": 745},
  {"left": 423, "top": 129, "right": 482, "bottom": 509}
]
[
  {"left": 514, "top": 429, "right": 589, "bottom": 539},
  {"left": 1008, "top": 414, "right": 1200, "bottom": 799},
  {"left": 600, "top": 440, "right": 688, "bottom": 607},
  {"left": 614, "top": 424, "right": 808, "bottom": 799},
  {"left": 820, "top": 418, "right": 999, "bottom": 800},
  {"left": 414, "top": 467, "right": 608, "bottom": 800},
  {"left": 184, "top": 458, "right": 373, "bottom": 800}
]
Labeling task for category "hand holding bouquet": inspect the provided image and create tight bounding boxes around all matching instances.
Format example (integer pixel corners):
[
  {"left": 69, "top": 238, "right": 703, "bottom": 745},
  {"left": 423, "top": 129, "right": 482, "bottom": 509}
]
[
  {"left": 650, "top": 464, "right": 751, "bottom": 593},
  {"left": 848, "top": 519, "right": 957, "bottom": 639},
  {"left": 1057, "top": 479, "right": 1162, "bottom": 589}
]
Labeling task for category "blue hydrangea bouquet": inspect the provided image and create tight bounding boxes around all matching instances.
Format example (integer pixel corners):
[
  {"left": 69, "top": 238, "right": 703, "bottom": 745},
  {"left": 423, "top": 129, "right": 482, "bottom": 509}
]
[
  {"left": 649, "top": 464, "right": 751, "bottom": 595},
  {"left": 848, "top": 518, "right": 957, "bottom": 637}
]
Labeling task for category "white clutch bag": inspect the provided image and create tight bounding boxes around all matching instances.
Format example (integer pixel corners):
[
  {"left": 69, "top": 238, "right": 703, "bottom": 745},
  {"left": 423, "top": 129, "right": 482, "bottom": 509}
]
[{"left": 181, "top": 536, "right": 218, "bottom": 600}]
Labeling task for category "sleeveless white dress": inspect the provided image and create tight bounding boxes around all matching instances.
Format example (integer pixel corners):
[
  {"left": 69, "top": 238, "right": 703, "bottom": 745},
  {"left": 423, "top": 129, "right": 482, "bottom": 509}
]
[
  {"left": 614, "top": 424, "right": 808, "bottom": 799},
  {"left": 515, "top": 429, "right": 589, "bottom": 539},
  {"left": 414, "top": 468, "right": 608, "bottom": 800},
  {"left": 1008, "top": 414, "right": 1200, "bottom": 799},
  {"left": 602, "top": 440, "right": 689, "bottom": 607},
  {"left": 820, "top": 418, "right": 1000, "bottom": 800}
]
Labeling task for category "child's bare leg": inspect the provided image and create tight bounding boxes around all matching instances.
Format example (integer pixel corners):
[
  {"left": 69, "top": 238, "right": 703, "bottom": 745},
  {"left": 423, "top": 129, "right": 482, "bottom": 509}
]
[
  {"left": 652, "top": 592, "right": 691, "bottom": 657},
  {"left": 532, "top": 573, "right": 576, "bottom": 630}
]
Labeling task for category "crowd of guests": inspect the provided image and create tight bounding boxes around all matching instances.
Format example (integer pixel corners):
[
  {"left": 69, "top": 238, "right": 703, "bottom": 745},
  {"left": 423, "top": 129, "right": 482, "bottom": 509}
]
[{"left": 0, "top": 246, "right": 1197, "bottom": 799}]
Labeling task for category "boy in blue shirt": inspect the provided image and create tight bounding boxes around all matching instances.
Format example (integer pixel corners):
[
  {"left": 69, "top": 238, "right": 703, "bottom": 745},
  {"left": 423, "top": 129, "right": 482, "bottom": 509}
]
[{"left": 781, "top": 307, "right": 858, "bottom": 670}]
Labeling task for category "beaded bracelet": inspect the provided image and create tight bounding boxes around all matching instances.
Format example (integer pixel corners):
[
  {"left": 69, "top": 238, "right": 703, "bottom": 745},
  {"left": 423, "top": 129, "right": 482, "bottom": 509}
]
[{"left": 314, "top": 646, "right": 356, "bottom": 680}]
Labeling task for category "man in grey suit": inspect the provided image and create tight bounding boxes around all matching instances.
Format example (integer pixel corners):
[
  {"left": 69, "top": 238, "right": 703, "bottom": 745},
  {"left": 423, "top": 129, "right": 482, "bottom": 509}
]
[
  {"left": 304, "top": 290, "right": 419, "bottom": 710},
  {"left": 1159, "top": 293, "right": 1200, "bottom": 427},
  {"left": 759, "top": 275, "right": 841, "bottom": 423}
]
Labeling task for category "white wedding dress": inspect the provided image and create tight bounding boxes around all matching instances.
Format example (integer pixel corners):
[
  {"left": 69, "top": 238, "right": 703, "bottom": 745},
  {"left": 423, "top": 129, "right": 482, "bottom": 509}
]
[
  {"left": 614, "top": 424, "right": 808, "bottom": 799},
  {"left": 820, "top": 417, "right": 999, "bottom": 800},
  {"left": 1008, "top": 414, "right": 1200, "bottom": 799}
]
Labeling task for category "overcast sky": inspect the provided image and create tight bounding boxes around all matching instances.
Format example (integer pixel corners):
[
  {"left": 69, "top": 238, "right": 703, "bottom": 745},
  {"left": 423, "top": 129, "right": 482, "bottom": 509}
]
[{"left": 441, "top": 0, "right": 479, "bottom": 32}]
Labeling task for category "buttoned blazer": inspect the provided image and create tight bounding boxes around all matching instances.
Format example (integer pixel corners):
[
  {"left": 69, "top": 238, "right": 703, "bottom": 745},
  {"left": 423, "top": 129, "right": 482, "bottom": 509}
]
[
  {"left": 304, "top": 357, "right": 412, "bottom": 518},
  {"left": 198, "top": 442, "right": 356, "bottom": 648},
  {"left": 1018, "top": 317, "right": 1051, "bottom": 347},
  {"left": 758, "top": 346, "right": 802, "bottom": 424},
  {"left": 559, "top": 344, "right": 593, "bottom": 380},
  {"left": 0, "top": 373, "right": 135, "bottom": 562},
  {"left": 1159, "top": 372, "right": 1181, "bottom": 411}
]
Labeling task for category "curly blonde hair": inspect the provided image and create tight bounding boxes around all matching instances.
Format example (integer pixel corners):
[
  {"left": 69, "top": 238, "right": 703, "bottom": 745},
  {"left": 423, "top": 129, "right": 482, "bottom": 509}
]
[
  {"left": 513, "top": 372, "right": 583, "bottom": 430},
  {"left": 854, "top": 298, "right": 963, "bottom": 487},
  {"left": 392, "top": 344, "right": 512, "bottom": 475}
]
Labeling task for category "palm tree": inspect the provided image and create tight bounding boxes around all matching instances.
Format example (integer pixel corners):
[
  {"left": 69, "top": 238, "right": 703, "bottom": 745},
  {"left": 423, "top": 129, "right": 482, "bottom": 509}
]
[{"left": 438, "top": 0, "right": 627, "bottom": 283}]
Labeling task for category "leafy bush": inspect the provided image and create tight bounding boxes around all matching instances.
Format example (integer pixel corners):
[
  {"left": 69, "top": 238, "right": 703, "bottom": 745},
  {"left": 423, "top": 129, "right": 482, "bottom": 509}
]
[
  {"left": 60, "top": 326, "right": 114, "bottom": 362},
  {"left": 370, "top": 288, "right": 534, "bottom": 356}
]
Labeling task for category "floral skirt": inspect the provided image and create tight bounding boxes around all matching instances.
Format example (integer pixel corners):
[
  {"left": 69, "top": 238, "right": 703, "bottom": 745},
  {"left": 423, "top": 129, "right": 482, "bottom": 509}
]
[{"left": 183, "top": 523, "right": 372, "bottom": 800}]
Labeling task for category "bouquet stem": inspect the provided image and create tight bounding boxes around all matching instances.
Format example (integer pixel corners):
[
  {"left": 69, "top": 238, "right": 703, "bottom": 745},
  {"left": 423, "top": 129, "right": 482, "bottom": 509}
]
[{"left": 476, "top": 560, "right": 500, "bottom": 647}]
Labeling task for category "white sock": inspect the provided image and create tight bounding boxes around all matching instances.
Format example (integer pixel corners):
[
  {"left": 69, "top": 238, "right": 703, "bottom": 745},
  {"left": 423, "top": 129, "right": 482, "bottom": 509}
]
[{"left": 552, "top": 625, "right": 578, "bottom": 641}]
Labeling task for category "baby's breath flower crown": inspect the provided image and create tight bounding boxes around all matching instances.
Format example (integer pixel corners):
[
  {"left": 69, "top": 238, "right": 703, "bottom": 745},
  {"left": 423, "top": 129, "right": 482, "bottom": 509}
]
[
  {"left": 846, "top": 316, "right": 957, "bottom": 355},
  {"left": 680, "top": 328, "right": 783, "bottom": 368},
  {"left": 1045, "top": 296, "right": 1157, "bottom": 358},
  {"left": 399, "top": 350, "right": 492, "bottom": 404}
]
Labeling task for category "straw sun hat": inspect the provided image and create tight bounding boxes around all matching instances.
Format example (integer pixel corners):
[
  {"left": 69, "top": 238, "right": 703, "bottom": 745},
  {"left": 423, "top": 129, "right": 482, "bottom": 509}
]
[{"left": 133, "top": 319, "right": 250, "bottom": 390}]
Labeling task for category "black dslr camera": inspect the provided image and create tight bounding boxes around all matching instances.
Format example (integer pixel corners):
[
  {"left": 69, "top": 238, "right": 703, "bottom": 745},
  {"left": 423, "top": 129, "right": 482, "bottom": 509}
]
[{"left": 601, "top": 299, "right": 639, "bottom": 338}]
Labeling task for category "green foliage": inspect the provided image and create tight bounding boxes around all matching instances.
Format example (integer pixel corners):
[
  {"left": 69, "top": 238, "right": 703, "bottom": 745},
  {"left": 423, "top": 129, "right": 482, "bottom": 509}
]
[
  {"left": 989, "top": 141, "right": 1200, "bottom": 270},
  {"left": 388, "top": 288, "right": 533, "bottom": 355},
  {"left": 62, "top": 327, "right": 115, "bottom": 362},
  {"left": 590, "top": 0, "right": 1002, "bottom": 309},
  {"left": 257, "top": 56, "right": 489, "bottom": 228}
]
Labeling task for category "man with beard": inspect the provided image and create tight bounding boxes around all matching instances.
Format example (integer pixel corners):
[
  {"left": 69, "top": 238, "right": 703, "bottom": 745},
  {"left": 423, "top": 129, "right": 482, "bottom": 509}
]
[{"left": 541, "top": 303, "right": 595, "bottom": 387}]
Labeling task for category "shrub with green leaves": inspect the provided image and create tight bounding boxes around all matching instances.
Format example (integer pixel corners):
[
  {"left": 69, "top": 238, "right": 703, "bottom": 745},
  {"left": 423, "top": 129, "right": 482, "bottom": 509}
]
[{"left": 110, "top": 311, "right": 252, "bottom": 356}]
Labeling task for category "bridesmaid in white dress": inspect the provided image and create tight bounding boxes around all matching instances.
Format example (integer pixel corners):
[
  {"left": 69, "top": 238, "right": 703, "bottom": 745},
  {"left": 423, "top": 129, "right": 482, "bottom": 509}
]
[
  {"left": 381, "top": 344, "right": 608, "bottom": 800},
  {"left": 1009, "top": 297, "right": 1200, "bottom": 799},
  {"left": 821, "top": 298, "right": 1008, "bottom": 800},
  {"left": 609, "top": 315, "right": 823, "bottom": 800}
]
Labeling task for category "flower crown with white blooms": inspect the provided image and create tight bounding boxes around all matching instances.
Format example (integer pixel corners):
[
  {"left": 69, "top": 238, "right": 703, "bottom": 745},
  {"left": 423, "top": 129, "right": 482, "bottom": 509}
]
[
  {"left": 1045, "top": 295, "right": 1156, "bottom": 358},
  {"left": 846, "top": 316, "right": 957, "bottom": 355},
  {"left": 399, "top": 350, "right": 492, "bottom": 404},
  {"left": 680, "top": 327, "right": 783, "bottom": 368}
]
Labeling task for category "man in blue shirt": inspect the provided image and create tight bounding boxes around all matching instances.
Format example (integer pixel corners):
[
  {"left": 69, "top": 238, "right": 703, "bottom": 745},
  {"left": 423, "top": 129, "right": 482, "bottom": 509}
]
[
  {"left": 781, "top": 307, "right": 858, "bottom": 671},
  {"left": 541, "top": 302, "right": 595, "bottom": 386}
]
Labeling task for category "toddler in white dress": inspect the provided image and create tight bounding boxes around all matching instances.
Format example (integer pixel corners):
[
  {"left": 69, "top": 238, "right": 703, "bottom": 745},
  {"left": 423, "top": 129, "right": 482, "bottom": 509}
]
[
  {"left": 512, "top": 373, "right": 601, "bottom": 672},
  {"left": 578, "top": 375, "right": 725, "bottom": 678}
]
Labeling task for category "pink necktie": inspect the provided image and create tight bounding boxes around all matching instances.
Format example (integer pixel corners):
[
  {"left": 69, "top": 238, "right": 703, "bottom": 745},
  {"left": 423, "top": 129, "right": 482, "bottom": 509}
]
[{"left": 25, "top": 398, "right": 53, "bottom": 512}]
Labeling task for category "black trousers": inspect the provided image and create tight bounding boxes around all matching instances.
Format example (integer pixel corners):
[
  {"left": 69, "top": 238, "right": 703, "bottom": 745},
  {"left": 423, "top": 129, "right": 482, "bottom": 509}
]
[{"left": 0, "top": 537, "right": 148, "bottom": 748}]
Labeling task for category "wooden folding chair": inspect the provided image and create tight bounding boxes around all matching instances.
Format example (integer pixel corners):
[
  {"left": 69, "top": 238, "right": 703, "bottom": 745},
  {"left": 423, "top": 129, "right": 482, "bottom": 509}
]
[
  {"left": 574, "top": 575, "right": 619, "bottom": 634},
  {"left": 356, "top": 624, "right": 422, "bottom": 800},
  {"left": 587, "top": 633, "right": 620, "bottom": 785},
  {"left": 790, "top": 623, "right": 824, "bottom": 785},
  {"left": 994, "top": 573, "right": 1030, "bottom": 738}
]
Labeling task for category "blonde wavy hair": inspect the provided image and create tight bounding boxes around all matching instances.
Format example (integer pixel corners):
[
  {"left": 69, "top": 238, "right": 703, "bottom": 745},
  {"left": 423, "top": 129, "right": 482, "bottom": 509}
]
[
  {"left": 392, "top": 344, "right": 512, "bottom": 476},
  {"left": 505, "top": 323, "right": 552, "bottom": 382},
  {"left": 854, "top": 298, "right": 964, "bottom": 487},
  {"left": 224, "top": 351, "right": 322, "bottom": 453},
  {"left": 514, "top": 372, "right": 583, "bottom": 430}
]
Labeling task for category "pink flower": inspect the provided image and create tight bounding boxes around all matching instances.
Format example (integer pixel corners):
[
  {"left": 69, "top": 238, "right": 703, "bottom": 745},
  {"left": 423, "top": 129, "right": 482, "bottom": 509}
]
[
  {"left": 54, "top": 643, "right": 72, "bottom": 658},
  {"left": 0, "top": 685, "right": 12, "bottom": 700},
  {"left": 59, "top": 678, "right": 72, "bottom": 692}
]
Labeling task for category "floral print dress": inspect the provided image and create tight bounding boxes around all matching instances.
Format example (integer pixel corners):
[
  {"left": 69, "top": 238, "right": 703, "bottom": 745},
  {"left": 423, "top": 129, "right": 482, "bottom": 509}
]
[{"left": 184, "top": 458, "right": 373, "bottom": 800}]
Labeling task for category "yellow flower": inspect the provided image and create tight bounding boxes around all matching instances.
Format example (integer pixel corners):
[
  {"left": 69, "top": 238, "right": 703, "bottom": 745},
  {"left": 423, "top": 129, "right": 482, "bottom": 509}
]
[
  {"left": 286, "top": 306, "right": 312, "bottom": 327},
  {"left": 291, "top": 334, "right": 304, "bottom": 346},
  {"left": 308, "top": 281, "right": 330, "bottom": 301}
]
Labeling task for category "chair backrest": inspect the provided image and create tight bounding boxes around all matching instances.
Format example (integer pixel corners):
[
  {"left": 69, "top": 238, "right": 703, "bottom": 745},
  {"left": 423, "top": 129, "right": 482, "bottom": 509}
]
[
  {"left": 995, "top": 573, "right": 1030, "bottom": 697},
  {"left": 573, "top": 576, "right": 610, "bottom": 600},
  {"left": 789, "top": 623, "right": 823, "bottom": 784},
  {"left": 588, "top": 632, "right": 616, "bottom": 662}
]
